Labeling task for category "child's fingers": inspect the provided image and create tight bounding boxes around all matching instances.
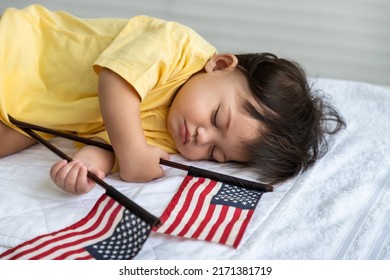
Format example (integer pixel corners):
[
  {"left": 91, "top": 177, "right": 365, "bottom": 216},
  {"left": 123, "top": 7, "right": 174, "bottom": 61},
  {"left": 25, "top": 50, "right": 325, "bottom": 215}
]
[
  {"left": 60, "top": 161, "right": 84, "bottom": 193},
  {"left": 50, "top": 159, "right": 68, "bottom": 182},
  {"left": 51, "top": 160, "right": 82, "bottom": 193},
  {"left": 50, "top": 160, "right": 103, "bottom": 195},
  {"left": 75, "top": 164, "right": 95, "bottom": 194}
]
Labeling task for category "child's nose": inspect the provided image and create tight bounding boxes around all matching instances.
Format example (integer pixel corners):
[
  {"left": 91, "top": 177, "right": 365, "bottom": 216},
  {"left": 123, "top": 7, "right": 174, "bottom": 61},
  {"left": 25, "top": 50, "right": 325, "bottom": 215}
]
[{"left": 196, "top": 127, "right": 211, "bottom": 145}]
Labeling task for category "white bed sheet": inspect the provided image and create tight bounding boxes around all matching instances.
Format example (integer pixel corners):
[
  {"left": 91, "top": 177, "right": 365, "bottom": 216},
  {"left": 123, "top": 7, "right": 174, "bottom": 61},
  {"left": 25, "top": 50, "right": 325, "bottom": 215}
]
[{"left": 0, "top": 78, "right": 389, "bottom": 259}]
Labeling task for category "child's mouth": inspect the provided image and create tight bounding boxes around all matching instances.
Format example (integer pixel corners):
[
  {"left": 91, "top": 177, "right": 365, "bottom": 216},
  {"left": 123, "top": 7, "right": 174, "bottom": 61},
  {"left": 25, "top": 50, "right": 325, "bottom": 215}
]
[{"left": 180, "top": 121, "right": 190, "bottom": 145}]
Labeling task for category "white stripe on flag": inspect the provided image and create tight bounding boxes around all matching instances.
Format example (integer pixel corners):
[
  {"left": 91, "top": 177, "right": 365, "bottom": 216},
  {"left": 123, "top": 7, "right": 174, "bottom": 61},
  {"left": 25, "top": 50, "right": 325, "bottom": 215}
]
[
  {"left": 183, "top": 182, "right": 221, "bottom": 238},
  {"left": 64, "top": 250, "right": 92, "bottom": 260},
  {"left": 197, "top": 204, "right": 223, "bottom": 240},
  {"left": 169, "top": 178, "right": 213, "bottom": 236},
  {"left": 157, "top": 178, "right": 198, "bottom": 232},
  {"left": 210, "top": 206, "right": 238, "bottom": 244},
  {"left": 156, "top": 177, "right": 199, "bottom": 233},
  {"left": 225, "top": 210, "right": 248, "bottom": 247}
]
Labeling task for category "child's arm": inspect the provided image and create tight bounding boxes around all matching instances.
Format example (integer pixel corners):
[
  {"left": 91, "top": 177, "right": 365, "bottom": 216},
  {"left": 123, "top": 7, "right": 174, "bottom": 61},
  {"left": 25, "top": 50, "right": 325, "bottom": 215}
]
[{"left": 98, "top": 68, "right": 170, "bottom": 182}]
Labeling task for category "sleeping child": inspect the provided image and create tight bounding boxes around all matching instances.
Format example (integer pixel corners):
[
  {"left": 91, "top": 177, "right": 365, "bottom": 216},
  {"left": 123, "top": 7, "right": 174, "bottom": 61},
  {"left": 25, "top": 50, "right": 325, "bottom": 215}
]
[{"left": 0, "top": 5, "right": 345, "bottom": 194}]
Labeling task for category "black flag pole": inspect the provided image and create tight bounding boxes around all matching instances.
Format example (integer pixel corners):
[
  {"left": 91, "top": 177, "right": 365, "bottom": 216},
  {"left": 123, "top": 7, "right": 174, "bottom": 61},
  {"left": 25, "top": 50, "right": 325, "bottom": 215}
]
[{"left": 8, "top": 116, "right": 273, "bottom": 193}]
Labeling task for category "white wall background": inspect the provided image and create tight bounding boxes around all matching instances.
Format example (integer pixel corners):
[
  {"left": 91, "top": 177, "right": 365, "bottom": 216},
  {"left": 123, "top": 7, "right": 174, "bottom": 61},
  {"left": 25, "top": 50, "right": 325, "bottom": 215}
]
[{"left": 1, "top": 0, "right": 390, "bottom": 86}]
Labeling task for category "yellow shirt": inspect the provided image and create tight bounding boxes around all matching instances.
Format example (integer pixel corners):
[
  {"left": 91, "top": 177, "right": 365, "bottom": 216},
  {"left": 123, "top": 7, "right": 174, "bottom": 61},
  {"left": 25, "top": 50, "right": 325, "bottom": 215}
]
[{"left": 0, "top": 5, "right": 217, "bottom": 154}]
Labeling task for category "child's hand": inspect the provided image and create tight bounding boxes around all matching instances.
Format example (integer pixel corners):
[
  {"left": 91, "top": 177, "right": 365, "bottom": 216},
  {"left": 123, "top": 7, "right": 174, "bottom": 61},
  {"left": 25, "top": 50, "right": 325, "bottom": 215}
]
[
  {"left": 119, "top": 144, "right": 169, "bottom": 182},
  {"left": 50, "top": 160, "right": 105, "bottom": 195}
]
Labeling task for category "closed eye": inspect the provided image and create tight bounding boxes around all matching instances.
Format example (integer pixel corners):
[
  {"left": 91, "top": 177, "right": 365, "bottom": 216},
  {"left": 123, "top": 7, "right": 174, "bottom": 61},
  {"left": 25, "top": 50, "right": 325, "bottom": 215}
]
[
  {"left": 210, "top": 105, "right": 220, "bottom": 127},
  {"left": 208, "top": 145, "right": 216, "bottom": 161}
]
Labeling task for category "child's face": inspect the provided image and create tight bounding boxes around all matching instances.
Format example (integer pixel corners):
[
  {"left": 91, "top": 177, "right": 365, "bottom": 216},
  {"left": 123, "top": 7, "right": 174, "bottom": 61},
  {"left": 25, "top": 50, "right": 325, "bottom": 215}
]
[{"left": 167, "top": 54, "right": 260, "bottom": 163}]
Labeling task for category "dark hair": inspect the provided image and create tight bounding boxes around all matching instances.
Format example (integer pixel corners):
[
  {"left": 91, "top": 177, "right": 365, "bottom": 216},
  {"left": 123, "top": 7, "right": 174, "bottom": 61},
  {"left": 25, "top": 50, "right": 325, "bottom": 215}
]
[{"left": 235, "top": 53, "right": 345, "bottom": 185}]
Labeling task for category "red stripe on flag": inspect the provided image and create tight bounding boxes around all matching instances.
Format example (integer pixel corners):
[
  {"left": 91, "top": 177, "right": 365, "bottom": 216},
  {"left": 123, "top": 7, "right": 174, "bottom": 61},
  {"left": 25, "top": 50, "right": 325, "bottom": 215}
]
[
  {"left": 156, "top": 175, "right": 194, "bottom": 227},
  {"left": 162, "top": 177, "right": 205, "bottom": 234},
  {"left": 55, "top": 248, "right": 88, "bottom": 260},
  {"left": 204, "top": 205, "right": 229, "bottom": 241},
  {"left": 191, "top": 203, "right": 217, "bottom": 239},
  {"left": 219, "top": 207, "right": 243, "bottom": 244},
  {"left": 75, "top": 254, "right": 94, "bottom": 260},
  {"left": 232, "top": 210, "right": 255, "bottom": 248},
  {"left": 177, "top": 179, "right": 217, "bottom": 236}
]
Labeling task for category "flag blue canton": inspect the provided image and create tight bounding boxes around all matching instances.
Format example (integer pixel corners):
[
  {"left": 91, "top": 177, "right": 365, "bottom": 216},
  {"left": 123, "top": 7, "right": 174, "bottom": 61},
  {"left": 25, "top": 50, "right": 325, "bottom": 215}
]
[
  {"left": 211, "top": 184, "right": 263, "bottom": 210},
  {"left": 85, "top": 209, "right": 151, "bottom": 260}
]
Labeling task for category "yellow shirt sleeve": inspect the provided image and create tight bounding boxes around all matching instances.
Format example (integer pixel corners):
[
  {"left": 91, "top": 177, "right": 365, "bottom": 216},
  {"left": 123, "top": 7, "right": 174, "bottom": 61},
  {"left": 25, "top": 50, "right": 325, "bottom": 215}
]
[{"left": 92, "top": 15, "right": 217, "bottom": 101}]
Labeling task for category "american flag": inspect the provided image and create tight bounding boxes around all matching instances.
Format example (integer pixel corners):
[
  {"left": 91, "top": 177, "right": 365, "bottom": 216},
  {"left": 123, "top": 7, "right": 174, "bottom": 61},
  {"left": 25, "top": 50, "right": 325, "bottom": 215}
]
[
  {"left": 0, "top": 194, "right": 151, "bottom": 260},
  {"left": 153, "top": 175, "right": 263, "bottom": 248}
]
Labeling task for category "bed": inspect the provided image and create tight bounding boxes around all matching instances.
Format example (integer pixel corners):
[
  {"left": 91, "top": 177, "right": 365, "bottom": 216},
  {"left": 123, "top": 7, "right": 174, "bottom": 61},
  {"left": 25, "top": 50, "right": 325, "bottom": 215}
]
[{"left": 0, "top": 78, "right": 389, "bottom": 260}]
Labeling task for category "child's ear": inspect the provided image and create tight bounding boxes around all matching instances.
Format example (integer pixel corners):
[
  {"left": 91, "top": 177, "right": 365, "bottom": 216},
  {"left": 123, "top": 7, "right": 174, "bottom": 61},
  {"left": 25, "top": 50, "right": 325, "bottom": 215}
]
[{"left": 204, "top": 53, "right": 238, "bottom": 73}]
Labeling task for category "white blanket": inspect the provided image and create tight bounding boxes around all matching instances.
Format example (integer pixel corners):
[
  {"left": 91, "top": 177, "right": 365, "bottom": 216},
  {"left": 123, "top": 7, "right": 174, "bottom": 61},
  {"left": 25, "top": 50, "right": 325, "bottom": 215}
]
[{"left": 0, "top": 78, "right": 389, "bottom": 259}]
